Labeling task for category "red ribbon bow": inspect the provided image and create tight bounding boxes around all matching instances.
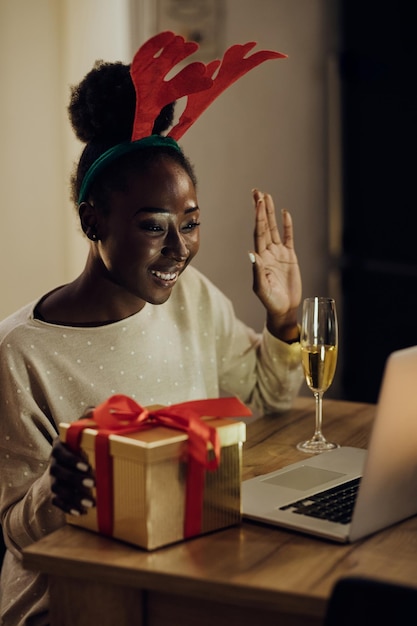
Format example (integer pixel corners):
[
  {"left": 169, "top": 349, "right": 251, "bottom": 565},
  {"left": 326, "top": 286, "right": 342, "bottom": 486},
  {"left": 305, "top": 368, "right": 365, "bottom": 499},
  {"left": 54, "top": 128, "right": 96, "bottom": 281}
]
[{"left": 65, "top": 395, "right": 251, "bottom": 539}]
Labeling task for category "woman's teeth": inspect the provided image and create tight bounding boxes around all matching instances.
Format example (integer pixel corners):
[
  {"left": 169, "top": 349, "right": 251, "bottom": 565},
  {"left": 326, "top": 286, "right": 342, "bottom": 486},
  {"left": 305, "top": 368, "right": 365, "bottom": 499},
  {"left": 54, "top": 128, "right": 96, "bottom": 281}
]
[{"left": 151, "top": 270, "right": 177, "bottom": 281}]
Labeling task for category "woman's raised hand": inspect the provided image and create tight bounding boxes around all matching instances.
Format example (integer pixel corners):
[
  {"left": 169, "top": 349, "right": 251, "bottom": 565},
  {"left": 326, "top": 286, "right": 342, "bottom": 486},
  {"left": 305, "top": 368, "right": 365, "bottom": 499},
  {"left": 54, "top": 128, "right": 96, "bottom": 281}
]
[{"left": 250, "top": 189, "right": 302, "bottom": 340}]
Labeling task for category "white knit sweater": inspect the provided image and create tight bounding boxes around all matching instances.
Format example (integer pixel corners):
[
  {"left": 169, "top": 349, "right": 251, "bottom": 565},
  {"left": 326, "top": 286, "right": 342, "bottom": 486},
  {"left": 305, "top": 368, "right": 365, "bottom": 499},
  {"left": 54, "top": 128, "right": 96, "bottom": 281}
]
[{"left": 0, "top": 265, "right": 302, "bottom": 626}]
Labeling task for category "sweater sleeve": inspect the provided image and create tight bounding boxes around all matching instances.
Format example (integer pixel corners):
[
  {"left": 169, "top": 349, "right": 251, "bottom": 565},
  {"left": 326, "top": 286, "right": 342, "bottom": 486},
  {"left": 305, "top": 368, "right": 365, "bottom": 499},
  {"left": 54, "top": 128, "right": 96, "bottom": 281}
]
[
  {"left": 250, "top": 326, "right": 304, "bottom": 412},
  {"left": 0, "top": 331, "right": 65, "bottom": 557},
  {"left": 217, "top": 318, "right": 304, "bottom": 414},
  {"left": 194, "top": 270, "right": 304, "bottom": 413}
]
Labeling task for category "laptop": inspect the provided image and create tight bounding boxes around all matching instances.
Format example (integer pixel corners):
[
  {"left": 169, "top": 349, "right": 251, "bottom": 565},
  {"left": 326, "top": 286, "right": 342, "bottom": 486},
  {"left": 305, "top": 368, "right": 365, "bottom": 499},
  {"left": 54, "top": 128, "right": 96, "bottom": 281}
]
[{"left": 242, "top": 345, "right": 417, "bottom": 543}]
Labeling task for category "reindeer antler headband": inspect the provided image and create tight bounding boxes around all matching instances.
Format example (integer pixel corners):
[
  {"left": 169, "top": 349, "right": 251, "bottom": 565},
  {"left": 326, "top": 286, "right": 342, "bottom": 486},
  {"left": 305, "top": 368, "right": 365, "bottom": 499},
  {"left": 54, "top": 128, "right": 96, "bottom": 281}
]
[{"left": 78, "top": 31, "right": 286, "bottom": 204}]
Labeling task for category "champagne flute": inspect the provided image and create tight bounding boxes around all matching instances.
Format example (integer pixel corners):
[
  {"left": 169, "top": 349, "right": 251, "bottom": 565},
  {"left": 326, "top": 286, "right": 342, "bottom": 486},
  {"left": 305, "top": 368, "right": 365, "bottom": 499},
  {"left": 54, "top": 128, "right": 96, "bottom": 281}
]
[{"left": 297, "top": 297, "right": 339, "bottom": 454}]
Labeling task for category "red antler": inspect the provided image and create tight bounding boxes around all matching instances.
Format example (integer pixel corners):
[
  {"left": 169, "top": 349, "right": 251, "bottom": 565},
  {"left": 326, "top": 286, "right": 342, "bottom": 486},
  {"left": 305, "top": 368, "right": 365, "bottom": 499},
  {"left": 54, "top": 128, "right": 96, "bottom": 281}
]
[
  {"left": 130, "top": 31, "right": 214, "bottom": 141},
  {"left": 168, "top": 42, "right": 287, "bottom": 140},
  {"left": 130, "top": 32, "right": 287, "bottom": 142}
]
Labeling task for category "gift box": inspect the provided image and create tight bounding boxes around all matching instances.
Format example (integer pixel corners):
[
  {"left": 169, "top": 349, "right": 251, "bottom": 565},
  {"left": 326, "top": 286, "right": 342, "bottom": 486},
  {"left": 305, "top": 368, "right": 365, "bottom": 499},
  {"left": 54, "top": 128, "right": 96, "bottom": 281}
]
[{"left": 59, "top": 395, "right": 249, "bottom": 550}]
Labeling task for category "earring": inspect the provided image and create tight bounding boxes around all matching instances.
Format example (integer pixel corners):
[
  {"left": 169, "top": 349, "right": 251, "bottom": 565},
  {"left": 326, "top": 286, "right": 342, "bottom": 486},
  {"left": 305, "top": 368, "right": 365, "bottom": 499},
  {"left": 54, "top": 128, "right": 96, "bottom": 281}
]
[{"left": 87, "top": 229, "right": 98, "bottom": 241}]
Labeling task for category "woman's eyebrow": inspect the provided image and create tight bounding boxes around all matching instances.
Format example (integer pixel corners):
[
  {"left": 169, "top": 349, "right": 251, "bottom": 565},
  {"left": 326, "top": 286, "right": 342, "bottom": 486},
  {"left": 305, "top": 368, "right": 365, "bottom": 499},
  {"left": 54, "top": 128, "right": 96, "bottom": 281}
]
[{"left": 135, "top": 205, "right": 199, "bottom": 215}]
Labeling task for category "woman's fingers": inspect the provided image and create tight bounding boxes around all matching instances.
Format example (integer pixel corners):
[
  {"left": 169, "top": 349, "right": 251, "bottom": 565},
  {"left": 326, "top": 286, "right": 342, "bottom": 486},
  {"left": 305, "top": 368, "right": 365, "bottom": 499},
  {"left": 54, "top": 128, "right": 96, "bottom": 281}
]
[
  {"left": 280, "top": 208, "right": 295, "bottom": 248},
  {"left": 253, "top": 189, "right": 286, "bottom": 253},
  {"left": 51, "top": 439, "right": 90, "bottom": 472},
  {"left": 50, "top": 439, "right": 96, "bottom": 515},
  {"left": 264, "top": 193, "right": 281, "bottom": 245},
  {"left": 51, "top": 489, "right": 95, "bottom": 516},
  {"left": 253, "top": 189, "right": 270, "bottom": 253}
]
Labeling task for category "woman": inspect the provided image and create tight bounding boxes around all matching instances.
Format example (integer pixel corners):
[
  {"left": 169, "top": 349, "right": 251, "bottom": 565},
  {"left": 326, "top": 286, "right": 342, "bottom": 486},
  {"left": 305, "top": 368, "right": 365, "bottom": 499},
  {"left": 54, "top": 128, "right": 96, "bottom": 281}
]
[{"left": 0, "top": 33, "right": 303, "bottom": 626}]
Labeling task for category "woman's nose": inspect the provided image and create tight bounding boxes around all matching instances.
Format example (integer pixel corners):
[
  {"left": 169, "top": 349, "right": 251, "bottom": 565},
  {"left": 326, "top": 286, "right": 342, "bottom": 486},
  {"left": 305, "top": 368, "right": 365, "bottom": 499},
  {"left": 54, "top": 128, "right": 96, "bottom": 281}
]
[{"left": 162, "top": 230, "right": 189, "bottom": 261}]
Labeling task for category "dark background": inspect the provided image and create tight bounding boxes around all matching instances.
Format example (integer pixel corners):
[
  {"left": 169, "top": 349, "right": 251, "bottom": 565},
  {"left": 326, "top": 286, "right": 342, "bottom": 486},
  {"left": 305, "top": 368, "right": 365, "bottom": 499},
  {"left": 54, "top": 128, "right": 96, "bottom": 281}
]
[{"left": 338, "top": 0, "right": 417, "bottom": 402}]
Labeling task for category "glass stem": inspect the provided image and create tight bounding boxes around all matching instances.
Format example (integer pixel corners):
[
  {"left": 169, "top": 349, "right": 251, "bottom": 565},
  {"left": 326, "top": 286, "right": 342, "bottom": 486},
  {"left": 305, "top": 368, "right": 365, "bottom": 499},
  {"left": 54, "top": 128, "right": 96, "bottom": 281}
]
[{"left": 314, "top": 391, "right": 324, "bottom": 439}]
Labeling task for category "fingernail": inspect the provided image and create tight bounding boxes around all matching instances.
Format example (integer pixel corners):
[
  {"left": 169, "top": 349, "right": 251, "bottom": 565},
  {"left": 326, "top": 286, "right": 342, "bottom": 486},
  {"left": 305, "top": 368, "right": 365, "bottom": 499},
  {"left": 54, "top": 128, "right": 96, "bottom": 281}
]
[
  {"left": 76, "top": 461, "right": 89, "bottom": 472},
  {"left": 82, "top": 478, "right": 95, "bottom": 488},
  {"left": 81, "top": 498, "right": 94, "bottom": 508},
  {"left": 70, "top": 509, "right": 81, "bottom": 517},
  {"left": 248, "top": 252, "right": 256, "bottom": 264}
]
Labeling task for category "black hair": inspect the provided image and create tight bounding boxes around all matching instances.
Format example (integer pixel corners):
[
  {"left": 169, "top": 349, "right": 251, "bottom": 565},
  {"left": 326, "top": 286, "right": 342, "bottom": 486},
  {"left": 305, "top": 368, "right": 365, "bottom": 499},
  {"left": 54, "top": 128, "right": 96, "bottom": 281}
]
[{"left": 68, "top": 60, "right": 197, "bottom": 207}]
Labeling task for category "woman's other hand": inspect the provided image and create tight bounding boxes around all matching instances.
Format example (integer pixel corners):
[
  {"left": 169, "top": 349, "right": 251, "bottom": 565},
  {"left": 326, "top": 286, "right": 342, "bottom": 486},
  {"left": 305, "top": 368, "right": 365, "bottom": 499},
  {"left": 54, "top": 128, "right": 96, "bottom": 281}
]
[{"left": 50, "top": 437, "right": 96, "bottom": 516}]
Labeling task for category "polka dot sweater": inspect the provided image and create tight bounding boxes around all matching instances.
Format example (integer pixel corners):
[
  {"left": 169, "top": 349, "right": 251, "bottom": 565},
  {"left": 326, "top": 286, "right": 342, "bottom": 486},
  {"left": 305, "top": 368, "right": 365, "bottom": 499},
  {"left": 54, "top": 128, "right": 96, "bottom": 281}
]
[{"left": 0, "top": 265, "right": 302, "bottom": 626}]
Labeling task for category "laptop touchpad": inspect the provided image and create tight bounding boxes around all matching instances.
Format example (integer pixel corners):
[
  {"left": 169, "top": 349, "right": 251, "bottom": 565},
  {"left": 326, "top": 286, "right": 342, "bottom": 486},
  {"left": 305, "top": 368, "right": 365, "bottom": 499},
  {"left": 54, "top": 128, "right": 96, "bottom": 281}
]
[{"left": 262, "top": 466, "right": 345, "bottom": 491}]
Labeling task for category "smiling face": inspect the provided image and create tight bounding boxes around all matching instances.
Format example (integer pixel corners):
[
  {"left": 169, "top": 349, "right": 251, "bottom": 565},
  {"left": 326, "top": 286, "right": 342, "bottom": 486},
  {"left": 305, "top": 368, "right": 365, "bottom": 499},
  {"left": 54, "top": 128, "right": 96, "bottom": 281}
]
[{"left": 83, "top": 155, "right": 200, "bottom": 310}]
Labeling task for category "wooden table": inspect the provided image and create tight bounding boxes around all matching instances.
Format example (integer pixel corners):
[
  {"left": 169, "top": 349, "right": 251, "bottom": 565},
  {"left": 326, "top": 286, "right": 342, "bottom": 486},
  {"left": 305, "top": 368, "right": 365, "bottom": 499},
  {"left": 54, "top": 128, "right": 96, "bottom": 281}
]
[{"left": 23, "top": 397, "right": 417, "bottom": 626}]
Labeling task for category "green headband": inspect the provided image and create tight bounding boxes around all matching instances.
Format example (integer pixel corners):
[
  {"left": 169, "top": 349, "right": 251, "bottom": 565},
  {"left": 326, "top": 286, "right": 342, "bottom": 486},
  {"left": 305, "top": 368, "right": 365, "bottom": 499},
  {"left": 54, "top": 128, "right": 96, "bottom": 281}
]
[{"left": 77, "top": 135, "right": 182, "bottom": 204}]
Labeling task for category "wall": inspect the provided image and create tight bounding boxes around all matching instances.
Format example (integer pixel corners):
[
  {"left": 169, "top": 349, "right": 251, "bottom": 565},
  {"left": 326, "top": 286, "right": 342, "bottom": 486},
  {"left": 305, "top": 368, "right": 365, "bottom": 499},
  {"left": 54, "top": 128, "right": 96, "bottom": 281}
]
[
  {"left": 0, "top": 0, "right": 66, "bottom": 318},
  {"left": 0, "top": 0, "right": 131, "bottom": 320},
  {"left": 0, "top": 1, "right": 333, "bottom": 385}
]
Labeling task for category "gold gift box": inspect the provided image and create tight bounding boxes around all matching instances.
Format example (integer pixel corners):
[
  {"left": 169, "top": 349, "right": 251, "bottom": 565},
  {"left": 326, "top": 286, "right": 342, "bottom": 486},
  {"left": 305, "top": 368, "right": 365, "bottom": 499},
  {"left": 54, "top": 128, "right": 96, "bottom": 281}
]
[{"left": 59, "top": 414, "right": 246, "bottom": 550}]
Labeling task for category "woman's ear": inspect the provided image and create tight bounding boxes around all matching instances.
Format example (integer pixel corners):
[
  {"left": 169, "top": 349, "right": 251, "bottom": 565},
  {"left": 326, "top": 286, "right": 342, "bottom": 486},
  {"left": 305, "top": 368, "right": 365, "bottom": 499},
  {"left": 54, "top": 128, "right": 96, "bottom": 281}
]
[{"left": 79, "top": 202, "right": 99, "bottom": 241}]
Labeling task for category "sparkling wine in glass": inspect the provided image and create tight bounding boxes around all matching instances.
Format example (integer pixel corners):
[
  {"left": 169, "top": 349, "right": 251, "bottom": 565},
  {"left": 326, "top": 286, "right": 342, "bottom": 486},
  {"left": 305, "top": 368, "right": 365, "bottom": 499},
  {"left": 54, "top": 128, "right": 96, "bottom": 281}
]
[{"left": 297, "top": 296, "right": 339, "bottom": 454}]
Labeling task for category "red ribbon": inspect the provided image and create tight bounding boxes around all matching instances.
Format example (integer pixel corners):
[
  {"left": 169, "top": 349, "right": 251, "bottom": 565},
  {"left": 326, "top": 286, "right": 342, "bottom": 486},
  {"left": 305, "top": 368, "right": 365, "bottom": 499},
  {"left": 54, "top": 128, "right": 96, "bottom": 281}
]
[{"left": 65, "top": 395, "right": 251, "bottom": 539}]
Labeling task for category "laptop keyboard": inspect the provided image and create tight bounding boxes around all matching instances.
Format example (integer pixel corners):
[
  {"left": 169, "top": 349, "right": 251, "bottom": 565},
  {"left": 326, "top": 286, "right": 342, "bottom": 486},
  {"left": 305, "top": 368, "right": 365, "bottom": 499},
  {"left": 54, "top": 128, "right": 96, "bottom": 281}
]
[{"left": 279, "top": 477, "right": 361, "bottom": 524}]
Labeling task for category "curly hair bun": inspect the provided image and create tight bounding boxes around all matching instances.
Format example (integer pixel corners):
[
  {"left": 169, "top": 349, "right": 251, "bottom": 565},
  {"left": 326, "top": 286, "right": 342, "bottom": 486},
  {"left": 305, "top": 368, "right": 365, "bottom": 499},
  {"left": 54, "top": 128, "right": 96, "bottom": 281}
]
[
  {"left": 68, "top": 60, "right": 175, "bottom": 145},
  {"left": 68, "top": 61, "right": 136, "bottom": 144}
]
